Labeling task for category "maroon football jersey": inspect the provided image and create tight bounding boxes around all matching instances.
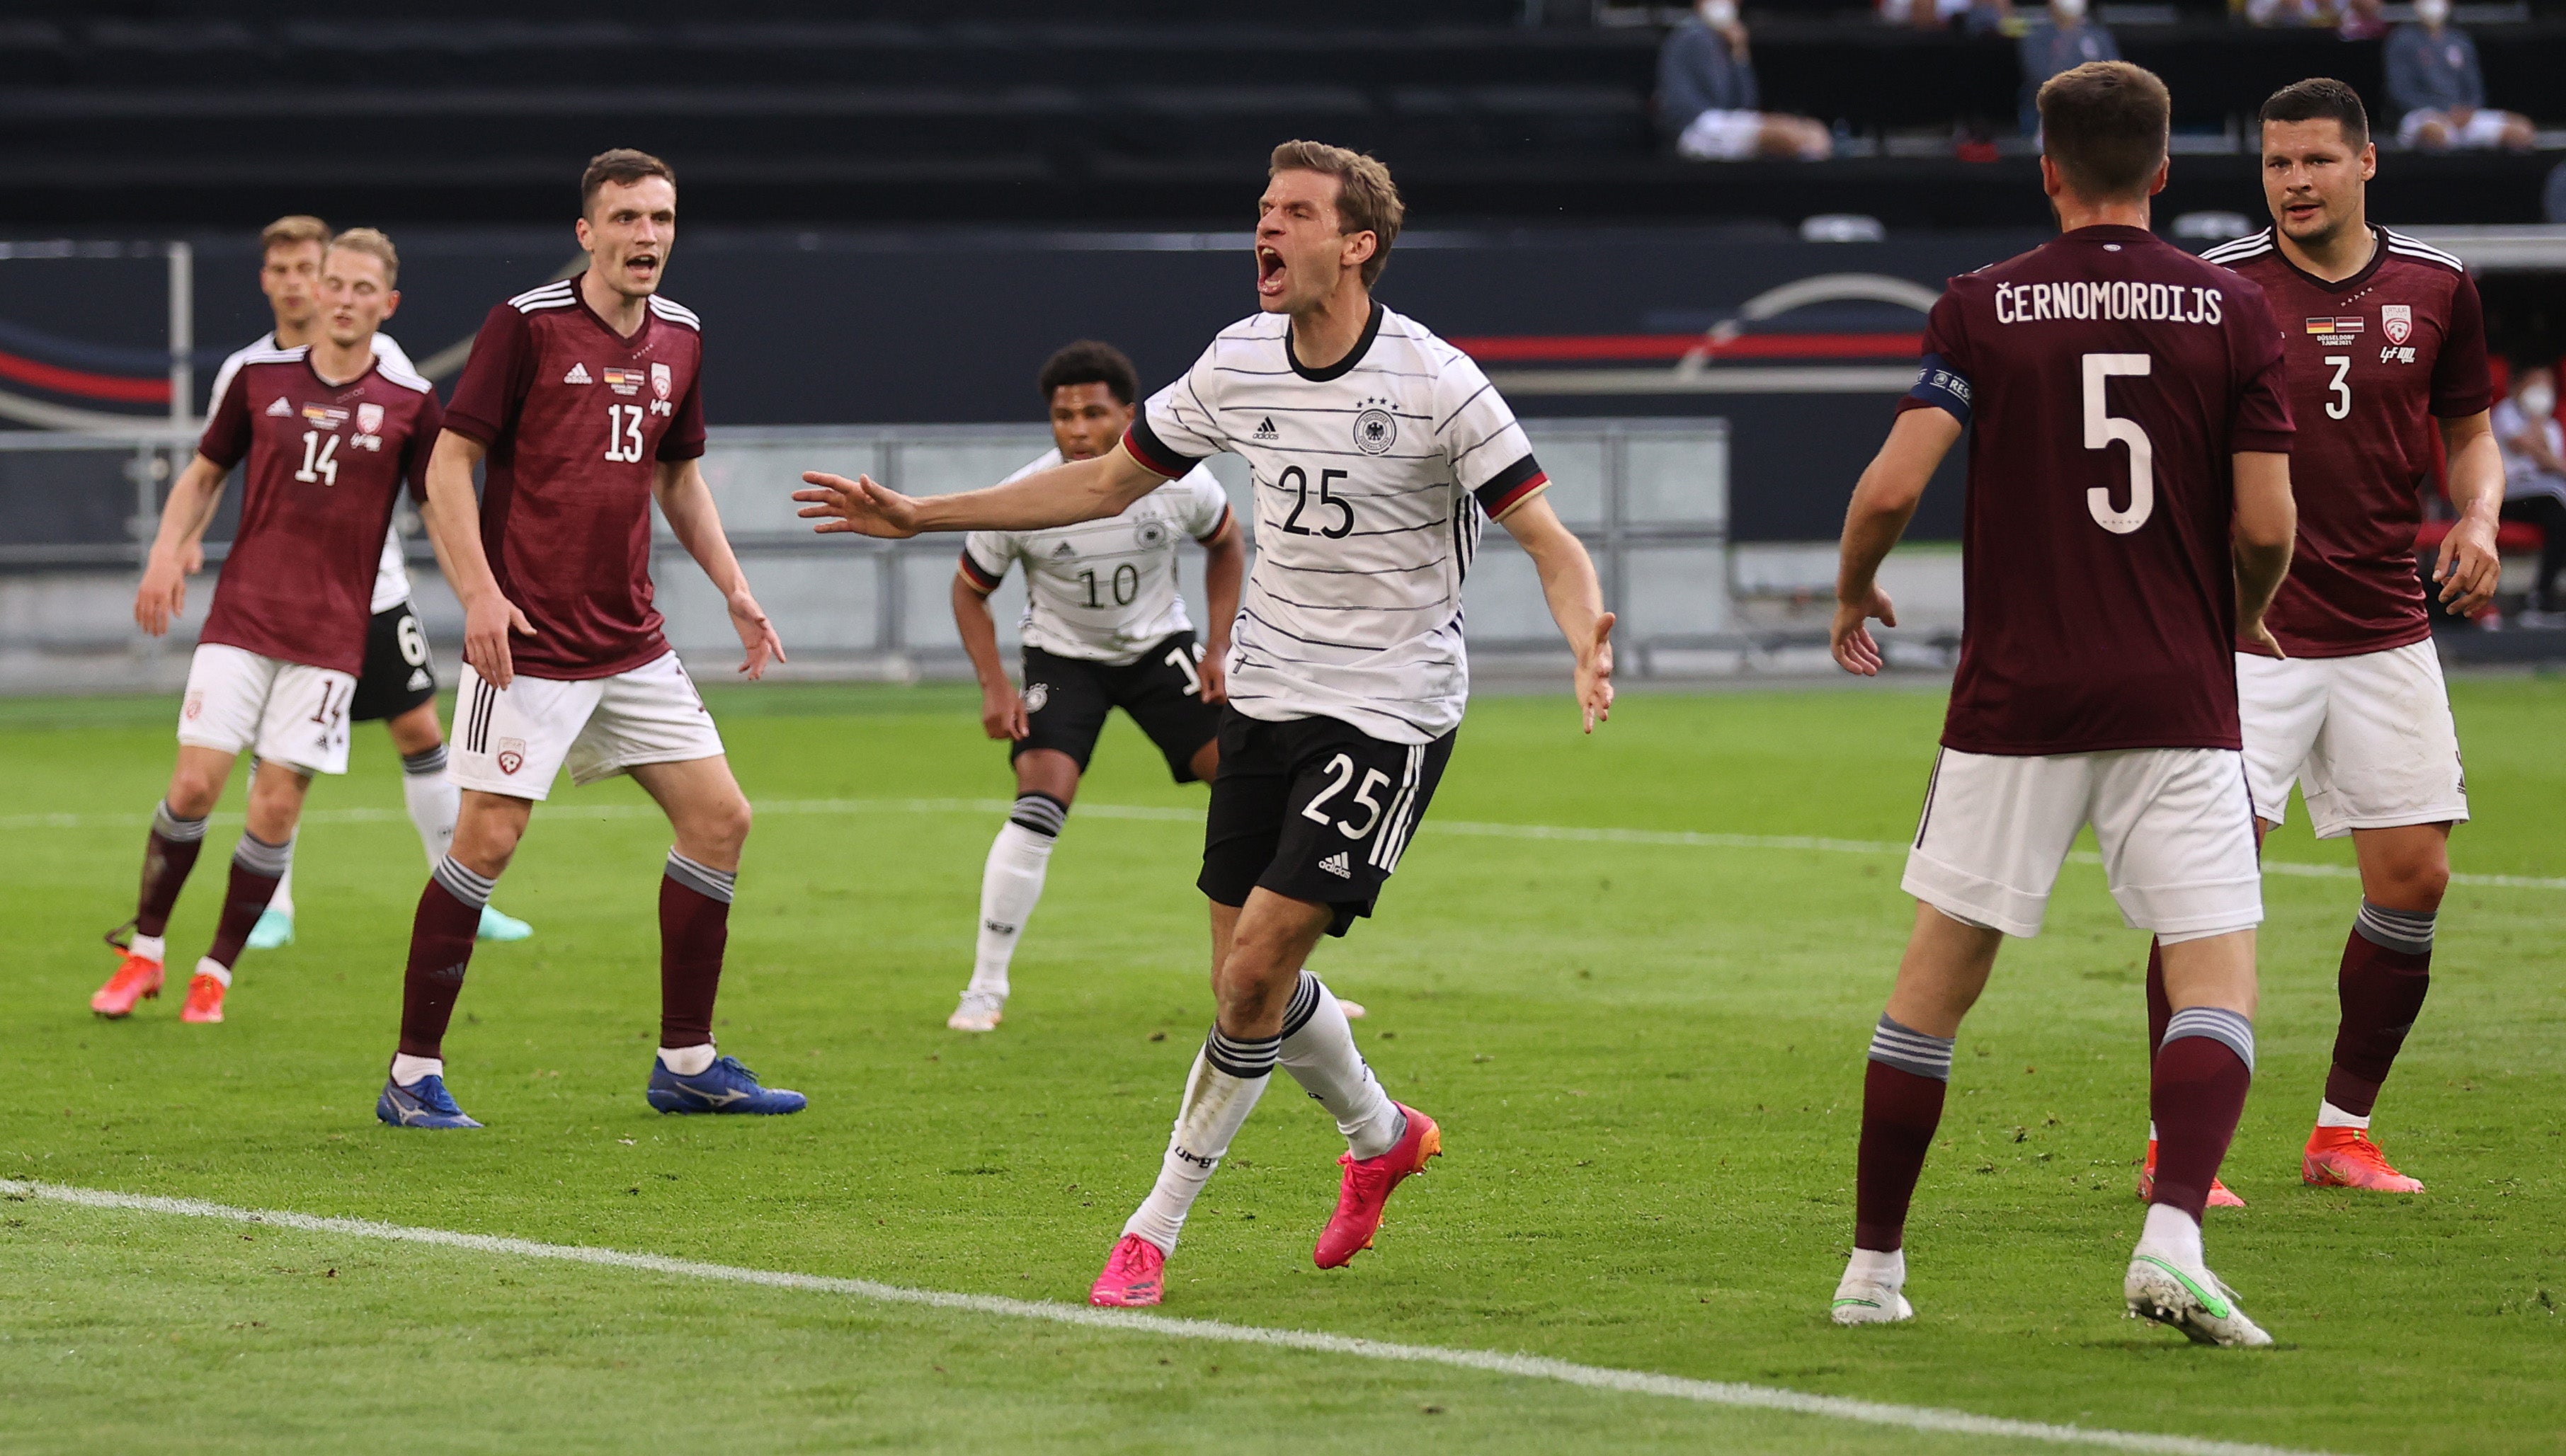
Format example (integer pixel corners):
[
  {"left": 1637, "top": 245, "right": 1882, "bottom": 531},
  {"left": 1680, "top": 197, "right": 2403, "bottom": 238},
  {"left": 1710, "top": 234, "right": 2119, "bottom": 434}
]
[
  {"left": 1897, "top": 224, "right": 2295, "bottom": 756},
  {"left": 442, "top": 278, "right": 707, "bottom": 680},
  {"left": 2201, "top": 227, "right": 2491, "bottom": 658},
  {"left": 195, "top": 345, "right": 441, "bottom": 676}
]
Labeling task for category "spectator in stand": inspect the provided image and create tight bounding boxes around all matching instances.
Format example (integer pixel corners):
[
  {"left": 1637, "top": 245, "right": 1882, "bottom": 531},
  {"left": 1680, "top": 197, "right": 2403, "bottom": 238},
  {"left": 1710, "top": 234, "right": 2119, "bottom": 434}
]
[
  {"left": 1660, "top": 1, "right": 1832, "bottom": 162},
  {"left": 1881, "top": 0, "right": 2013, "bottom": 31},
  {"left": 2493, "top": 363, "right": 2566, "bottom": 623},
  {"left": 2238, "top": 0, "right": 2345, "bottom": 27},
  {"left": 2387, "top": 0, "right": 2535, "bottom": 152},
  {"left": 2018, "top": 1, "right": 2119, "bottom": 135}
]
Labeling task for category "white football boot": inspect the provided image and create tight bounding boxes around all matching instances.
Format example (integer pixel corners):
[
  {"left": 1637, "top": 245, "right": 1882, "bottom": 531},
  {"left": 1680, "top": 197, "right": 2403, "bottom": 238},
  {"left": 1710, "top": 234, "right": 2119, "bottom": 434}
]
[
  {"left": 2124, "top": 1251, "right": 2273, "bottom": 1346},
  {"left": 1830, "top": 1250, "right": 1915, "bottom": 1326},
  {"left": 947, "top": 988, "right": 1005, "bottom": 1033}
]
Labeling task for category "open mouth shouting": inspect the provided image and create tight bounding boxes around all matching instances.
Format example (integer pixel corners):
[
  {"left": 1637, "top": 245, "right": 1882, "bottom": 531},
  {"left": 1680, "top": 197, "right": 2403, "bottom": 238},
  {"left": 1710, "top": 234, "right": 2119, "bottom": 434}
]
[
  {"left": 620, "top": 249, "right": 663, "bottom": 292},
  {"left": 1256, "top": 245, "right": 1287, "bottom": 300}
]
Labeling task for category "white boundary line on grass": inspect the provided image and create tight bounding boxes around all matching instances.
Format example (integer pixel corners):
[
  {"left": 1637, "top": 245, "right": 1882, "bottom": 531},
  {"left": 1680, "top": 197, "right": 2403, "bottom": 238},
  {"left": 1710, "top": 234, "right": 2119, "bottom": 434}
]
[
  {"left": 7, "top": 796, "right": 2560, "bottom": 892},
  {"left": 1, "top": 1179, "right": 2327, "bottom": 1456}
]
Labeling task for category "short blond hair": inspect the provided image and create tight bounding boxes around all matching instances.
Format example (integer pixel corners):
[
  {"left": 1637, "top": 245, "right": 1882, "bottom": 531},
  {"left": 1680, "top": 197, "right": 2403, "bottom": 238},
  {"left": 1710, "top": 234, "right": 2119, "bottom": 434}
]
[
  {"left": 1269, "top": 140, "right": 1403, "bottom": 287},
  {"left": 326, "top": 227, "right": 399, "bottom": 289},
  {"left": 260, "top": 214, "right": 329, "bottom": 257}
]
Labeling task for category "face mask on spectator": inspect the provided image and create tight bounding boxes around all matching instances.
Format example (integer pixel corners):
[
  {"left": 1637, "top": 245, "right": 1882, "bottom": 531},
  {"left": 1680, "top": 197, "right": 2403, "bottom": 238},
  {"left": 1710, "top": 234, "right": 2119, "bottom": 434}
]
[
  {"left": 2054, "top": 0, "right": 2087, "bottom": 21},
  {"left": 1699, "top": 0, "right": 1739, "bottom": 26},
  {"left": 2414, "top": 0, "right": 2450, "bottom": 24},
  {"left": 2520, "top": 382, "right": 2558, "bottom": 422}
]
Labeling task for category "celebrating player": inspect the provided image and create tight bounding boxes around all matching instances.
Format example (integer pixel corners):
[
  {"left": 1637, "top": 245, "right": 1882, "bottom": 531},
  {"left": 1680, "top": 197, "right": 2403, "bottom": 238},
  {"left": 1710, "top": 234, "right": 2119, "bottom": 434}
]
[
  {"left": 185, "top": 214, "right": 532, "bottom": 952},
  {"left": 2155, "top": 79, "right": 2498, "bottom": 1196},
  {"left": 99, "top": 230, "right": 443, "bottom": 1026},
  {"left": 1827, "top": 62, "right": 2297, "bottom": 1345},
  {"left": 946, "top": 340, "right": 1245, "bottom": 1033},
  {"left": 797, "top": 141, "right": 1614, "bottom": 1308},
  {"left": 376, "top": 149, "right": 797, "bottom": 1129}
]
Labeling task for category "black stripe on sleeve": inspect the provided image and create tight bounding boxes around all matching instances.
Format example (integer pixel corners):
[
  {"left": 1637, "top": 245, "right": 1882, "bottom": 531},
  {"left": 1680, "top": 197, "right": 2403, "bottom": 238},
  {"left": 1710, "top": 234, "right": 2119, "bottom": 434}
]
[
  {"left": 1471, "top": 454, "right": 1549, "bottom": 517},
  {"left": 957, "top": 548, "right": 1004, "bottom": 593},
  {"left": 1124, "top": 415, "right": 1203, "bottom": 478}
]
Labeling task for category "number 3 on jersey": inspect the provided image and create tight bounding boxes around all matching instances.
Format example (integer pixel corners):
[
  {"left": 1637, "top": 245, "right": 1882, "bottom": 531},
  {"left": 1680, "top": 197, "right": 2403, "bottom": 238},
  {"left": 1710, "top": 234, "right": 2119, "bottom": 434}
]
[
  {"left": 2080, "top": 352, "right": 2153, "bottom": 534},
  {"left": 604, "top": 403, "right": 646, "bottom": 462}
]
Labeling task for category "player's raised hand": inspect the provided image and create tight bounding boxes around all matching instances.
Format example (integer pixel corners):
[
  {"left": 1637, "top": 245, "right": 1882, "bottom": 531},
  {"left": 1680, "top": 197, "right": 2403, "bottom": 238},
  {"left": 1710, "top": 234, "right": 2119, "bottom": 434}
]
[
  {"left": 1575, "top": 612, "right": 1616, "bottom": 733},
  {"left": 464, "top": 590, "right": 537, "bottom": 688},
  {"left": 980, "top": 682, "right": 1028, "bottom": 740},
  {"left": 2433, "top": 513, "right": 2502, "bottom": 617},
  {"left": 133, "top": 551, "right": 188, "bottom": 637},
  {"left": 728, "top": 588, "right": 786, "bottom": 680},
  {"left": 795, "top": 472, "right": 922, "bottom": 539},
  {"left": 1831, "top": 585, "right": 1896, "bottom": 676}
]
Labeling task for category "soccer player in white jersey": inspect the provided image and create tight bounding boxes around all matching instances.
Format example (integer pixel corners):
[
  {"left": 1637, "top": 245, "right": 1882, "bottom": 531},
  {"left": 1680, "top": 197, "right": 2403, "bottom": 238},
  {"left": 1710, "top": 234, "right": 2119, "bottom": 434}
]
[
  {"left": 947, "top": 340, "right": 1244, "bottom": 1033},
  {"left": 798, "top": 141, "right": 1615, "bottom": 1308},
  {"left": 181, "top": 214, "right": 531, "bottom": 949}
]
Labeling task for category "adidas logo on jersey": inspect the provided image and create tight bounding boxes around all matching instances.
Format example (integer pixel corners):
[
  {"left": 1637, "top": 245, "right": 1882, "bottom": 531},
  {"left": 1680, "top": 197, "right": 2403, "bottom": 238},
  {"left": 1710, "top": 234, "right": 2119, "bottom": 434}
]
[
  {"left": 1051, "top": 541, "right": 1077, "bottom": 558},
  {"left": 1318, "top": 851, "right": 1352, "bottom": 880},
  {"left": 1253, "top": 417, "right": 1279, "bottom": 440},
  {"left": 265, "top": 396, "right": 292, "bottom": 416},
  {"left": 563, "top": 362, "right": 593, "bottom": 385}
]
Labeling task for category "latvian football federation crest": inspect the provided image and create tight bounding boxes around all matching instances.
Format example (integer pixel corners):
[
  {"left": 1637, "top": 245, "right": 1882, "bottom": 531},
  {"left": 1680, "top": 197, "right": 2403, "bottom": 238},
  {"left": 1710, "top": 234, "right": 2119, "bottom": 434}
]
[
  {"left": 356, "top": 403, "right": 384, "bottom": 435},
  {"left": 651, "top": 362, "right": 673, "bottom": 399},
  {"left": 1352, "top": 401, "right": 1396, "bottom": 455},
  {"left": 495, "top": 736, "right": 527, "bottom": 776},
  {"left": 2382, "top": 304, "right": 2413, "bottom": 345}
]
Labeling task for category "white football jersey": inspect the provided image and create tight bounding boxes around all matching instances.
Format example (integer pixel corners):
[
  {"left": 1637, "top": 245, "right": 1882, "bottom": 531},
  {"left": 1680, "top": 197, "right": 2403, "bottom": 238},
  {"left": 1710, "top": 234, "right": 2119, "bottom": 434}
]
[
  {"left": 208, "top": 331, "right": 420, "bottom": 614},
  {"left": 1129, "top": 302, "right": 1548, "bottom": 745},
  {"left": 960, "top": 449, "right": 1233, "bottom": 665}
]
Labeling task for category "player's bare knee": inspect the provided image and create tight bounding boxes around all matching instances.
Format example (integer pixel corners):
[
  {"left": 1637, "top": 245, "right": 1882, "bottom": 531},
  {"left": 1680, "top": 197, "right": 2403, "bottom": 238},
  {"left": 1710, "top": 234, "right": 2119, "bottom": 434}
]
[
  {"left": 164, "top": 767, "right": 226, "bottom": 820},
  {"left": 383, "top": 703, "right": 443, "bottom": 757}
]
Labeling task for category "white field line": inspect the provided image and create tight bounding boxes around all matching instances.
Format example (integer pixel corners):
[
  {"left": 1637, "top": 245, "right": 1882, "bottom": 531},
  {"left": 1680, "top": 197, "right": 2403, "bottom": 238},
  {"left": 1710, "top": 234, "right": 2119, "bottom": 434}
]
[
  {"left": 7, "top": 795, "right": 2560, "bottom": 892},
  {"left": 0, "top": 1179, "right": 2328, "bottom": 1456}
]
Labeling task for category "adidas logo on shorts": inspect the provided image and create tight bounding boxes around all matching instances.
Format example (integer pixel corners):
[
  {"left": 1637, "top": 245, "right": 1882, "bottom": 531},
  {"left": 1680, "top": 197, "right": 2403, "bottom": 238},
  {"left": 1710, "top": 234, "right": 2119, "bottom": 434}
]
[
  {"left": 406, "top": 668, "right": 433, "bottom": 690},
  {"left": 1318, "top": 851, "right": 1352, "bottom": 879}
]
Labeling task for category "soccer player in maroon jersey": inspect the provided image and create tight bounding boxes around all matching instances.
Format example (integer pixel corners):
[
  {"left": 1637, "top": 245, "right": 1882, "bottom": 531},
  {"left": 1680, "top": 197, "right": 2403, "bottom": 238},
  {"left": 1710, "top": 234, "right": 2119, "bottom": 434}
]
[
  {"left": 2145, "top": 79, "right": 2502, "bottom": 1197},
  {"left": 1826, "top": 62, "right": 2298, "bottom": 1345},
  {"left": 100, "top": 230, "right": 441, "bottom": 1026},
  {"left": 375, "top": 149, "right": 799, "bottom": 1129}
]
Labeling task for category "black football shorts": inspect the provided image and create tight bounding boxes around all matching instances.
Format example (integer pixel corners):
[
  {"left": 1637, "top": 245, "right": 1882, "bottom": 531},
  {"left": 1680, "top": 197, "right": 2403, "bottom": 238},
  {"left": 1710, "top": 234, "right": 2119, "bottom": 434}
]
[
  {"left": 1015, "top": 631, "right": 1224, "bottom": 784},
  {"left": 1197, "top": 708, "right": 1456, "bottom": 937},
  {"left": 350, "top": 600, "right": 439, "bottom": 723}
]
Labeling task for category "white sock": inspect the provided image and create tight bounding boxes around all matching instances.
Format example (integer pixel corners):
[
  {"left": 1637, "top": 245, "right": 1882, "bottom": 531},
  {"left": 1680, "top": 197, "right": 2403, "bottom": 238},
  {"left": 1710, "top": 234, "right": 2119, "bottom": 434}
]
[
  {"left": 1277, "top": 972, "right": 1403, "bottom": 1159},
  {"left": 402, "top": 748, "right": 461, "bottom": 869},
  {"left": 658, "top": 1043, "right": 717, "bottom": 1076},
  {"left": 130, "top": 933, "right": 166, "bottom": 965},
  {"left": 268, "top": 863, "right": 295, "bottom": 917},
  {"left": 2316, "top": 1099, "right": 2371, "bottom": 1130},
  {"left": 1122, "top": 1048, "right": 1270, "bottom": 1254},
  {"left": 390, "top": 1053, "right": 443, "bottom": 1087},
  {"left": 968, "top": 819, "right": 1056, "bottom": 998},
  {"left": 2148, "top": 1120, "right": 2159, "bottom": 1143},
  {"left": 193, "top": 956, "right": 232, "bottom": 988},
  {"left": 2137, "top": 1202, "right": 2206, "bottom": 1268},
  {"left": 1845, "top": 1246, "right": 1905, "bottom": 1287}
]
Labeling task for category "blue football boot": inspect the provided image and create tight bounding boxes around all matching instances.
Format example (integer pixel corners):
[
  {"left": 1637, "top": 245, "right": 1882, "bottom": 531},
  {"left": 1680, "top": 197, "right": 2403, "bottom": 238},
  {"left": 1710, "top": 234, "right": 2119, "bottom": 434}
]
[
  {"left": 646, "top": 1054, "right": 806, "bottom": 1115},
  {"left": 377, "top": 1072, "right": 483, "bottom": 1129}
]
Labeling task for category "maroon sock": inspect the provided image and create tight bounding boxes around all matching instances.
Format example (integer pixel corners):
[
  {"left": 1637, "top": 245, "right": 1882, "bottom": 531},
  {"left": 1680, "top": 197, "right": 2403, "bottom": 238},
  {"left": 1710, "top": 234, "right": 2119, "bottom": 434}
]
[
  {"left": 135, "top": 802, "right": 209, "bottom": 939},
  {"left": 2150, "top": 1014, "right": 2254, "bottom": 1221},
  {"left": 659, "top": 853, "right": 736, "bottom": 1050},
  {"left": 201, "top": 834, "right": 290, "bottom": 971},
  {"left": 1855, "top": 1058, "right": 1949, "bottom": 1252},
  {"left": 399, "top": 861, "right": 491, "bottom": 1060},
  {"left": 2143, "top": 938, "right": 2171, "bottom": 1059},
  {"left": 2325, "top": 905, "right": 2434, "bottom": 1118}
]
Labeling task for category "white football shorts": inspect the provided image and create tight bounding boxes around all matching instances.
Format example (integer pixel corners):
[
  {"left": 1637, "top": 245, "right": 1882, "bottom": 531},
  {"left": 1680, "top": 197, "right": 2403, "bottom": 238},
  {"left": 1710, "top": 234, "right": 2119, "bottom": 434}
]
[
  {"left": 2237, "top": 641, "right": 2468, "bottom": 839},
  {"left": 1903, "top": 746, "right": 2263, "bottom": 942},
  {"left": 176, "top": 643, "right": 355, "bottom": 776},
  {"left": 450, "top": 650, "right": 724, "bottom": 801}
]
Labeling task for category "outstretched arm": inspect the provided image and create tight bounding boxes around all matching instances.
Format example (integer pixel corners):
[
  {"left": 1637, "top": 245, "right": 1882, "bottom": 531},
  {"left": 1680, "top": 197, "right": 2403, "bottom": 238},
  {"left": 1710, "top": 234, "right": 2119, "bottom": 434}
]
[
  {"left": 2230, "top": 450, "right": 2296, "bottom": 656},
  {"left": 796, "top": 441, "right": 1168, "bottom": 539},
  {"left": 655, "top": 456, "right": 784, "bottom": 680},
  {"left": 2433, "top": 411, "right": 2504, "bottom": 616},
  {"left": 134, "top": 454, "right": 229, "bottom": 636},
  {"left": 1832, "top": 406, "right": 1961, "bottom": 676},
  {"left": 1498, "top": 495, "right": 1615, "bottom": 732}
]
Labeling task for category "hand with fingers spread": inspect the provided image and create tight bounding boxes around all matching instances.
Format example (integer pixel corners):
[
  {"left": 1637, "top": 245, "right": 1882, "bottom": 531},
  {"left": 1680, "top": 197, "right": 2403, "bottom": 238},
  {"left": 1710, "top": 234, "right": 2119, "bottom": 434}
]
[
  {"left": 728, "top": 588, "right": 786, "bottom": 680},
  {"left": 1575, "top": 611, "right": 1616, "bottom": 733},
  {"left": 2432, "top": 513, "right": 2502, "bottom": 617},
  {"left": 1832, "top": 584, "right": 1898, "bottom": 677},
  {"left": 464, "top": 590, "right": 538, "bottom": 688},
  {"left": 795, "top": 471, "right": 922, "bottom": 539}
]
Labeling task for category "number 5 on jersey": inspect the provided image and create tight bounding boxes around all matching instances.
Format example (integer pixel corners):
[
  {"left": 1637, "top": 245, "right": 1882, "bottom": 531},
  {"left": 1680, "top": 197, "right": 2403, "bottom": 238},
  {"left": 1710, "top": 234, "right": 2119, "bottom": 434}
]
[{"left": 2081, "top": 352, "right": 2152, "bottom": 534}]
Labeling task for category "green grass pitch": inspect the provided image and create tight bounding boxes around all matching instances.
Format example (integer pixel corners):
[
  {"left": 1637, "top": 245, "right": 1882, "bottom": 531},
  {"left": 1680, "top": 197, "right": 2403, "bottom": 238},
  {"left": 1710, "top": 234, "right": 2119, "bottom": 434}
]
[{"left": 3, "top": 677, "right": 2560, "bottom": 1454}]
